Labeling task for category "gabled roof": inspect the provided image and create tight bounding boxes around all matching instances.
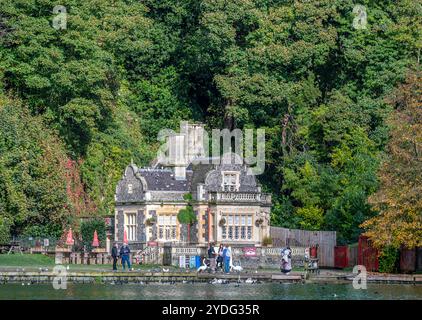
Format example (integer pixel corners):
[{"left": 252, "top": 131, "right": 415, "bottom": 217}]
[{"left": 139, "top": 168, "right": 192, "bottom": 192}]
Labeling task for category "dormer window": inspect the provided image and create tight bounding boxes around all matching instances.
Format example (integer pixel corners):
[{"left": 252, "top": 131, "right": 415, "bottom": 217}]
[
  {"left": 222, "top": 172, "right": 239, "bottom": 192},
  {"left": 128, "top": 184, "right": 133, "bottom": 194}
]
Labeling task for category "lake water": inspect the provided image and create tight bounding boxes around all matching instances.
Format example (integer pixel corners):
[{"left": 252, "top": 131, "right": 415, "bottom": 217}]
[{"left": 0, "top": 283, "right": 421, "bottom": 300}]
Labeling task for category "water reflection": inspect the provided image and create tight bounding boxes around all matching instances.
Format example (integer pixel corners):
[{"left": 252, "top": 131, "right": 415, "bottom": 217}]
[{"left": 0, "top": 283, "right": 421, "bottom": 300}]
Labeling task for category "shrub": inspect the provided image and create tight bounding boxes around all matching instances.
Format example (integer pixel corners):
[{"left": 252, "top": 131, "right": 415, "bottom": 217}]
[
  {"left": 263, "top": 236, "right": 273, "bottom": 246},
  {"left": 0, "top": 216, "right": 12, "bottom": 245},
  {"left": 378, "top": 246, "right": 399, "bottom": 273},
  {"left": 80, "top": 218, "right": 106, "bottom": 250},
  {"left": 177, "top": 206, "right": 196, "bottom": 225}
]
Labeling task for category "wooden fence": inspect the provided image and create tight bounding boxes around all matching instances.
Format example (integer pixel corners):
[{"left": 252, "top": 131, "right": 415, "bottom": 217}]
[{"left": 270, "top": 227, "right": 336, "bottom": 267}]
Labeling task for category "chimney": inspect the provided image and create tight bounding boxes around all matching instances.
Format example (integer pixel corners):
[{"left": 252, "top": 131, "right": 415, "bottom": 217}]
[
  {"left": 168, "top": 134, "right": 186, "bottom": 180},
  {"left": 181, "top": 121, "right": 206, "bottom": 163},
  {"left": 165, "top": 121, "right": 207, "bottom": 180}
]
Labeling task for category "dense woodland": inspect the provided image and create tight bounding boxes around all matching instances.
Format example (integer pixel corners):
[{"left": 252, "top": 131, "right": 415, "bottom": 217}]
[{"left": 0, "top": 0, "right": 420, "bottom": 250}]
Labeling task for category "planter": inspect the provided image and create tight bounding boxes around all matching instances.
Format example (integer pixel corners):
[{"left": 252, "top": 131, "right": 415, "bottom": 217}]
[
  {"left": 145, "top": 218, "right": 156, "bottom": 226},
  {"left": 219, "top": 218, "right": 226, "bottom": 227}
]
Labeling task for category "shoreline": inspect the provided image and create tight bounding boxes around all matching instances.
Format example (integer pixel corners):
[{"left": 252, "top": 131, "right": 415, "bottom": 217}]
[{"left": 0, "top": 269, "right": 420, "bottom": 285}]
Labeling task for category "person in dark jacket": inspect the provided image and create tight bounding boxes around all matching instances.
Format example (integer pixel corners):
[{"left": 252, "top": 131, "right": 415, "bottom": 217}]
[
  {"left": 216, "top": 244, "right": 224, "bottom": 271},
  {"left": 207, "top": 243, "right": 216, "bottom": 272},
  {"left": 111, "top": 243, "right": 119, "bottom": 271},
  {"left": 120, "top": 243, "right": 131, "bottom": 271}
]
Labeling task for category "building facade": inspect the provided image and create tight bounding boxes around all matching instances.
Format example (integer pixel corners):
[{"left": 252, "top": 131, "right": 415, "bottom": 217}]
[{"left": 114, "top": 123, "right": 272, "bottom": 249}]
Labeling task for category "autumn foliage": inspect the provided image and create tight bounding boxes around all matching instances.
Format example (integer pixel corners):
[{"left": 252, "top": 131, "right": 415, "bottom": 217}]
[{"left": 361, "top": 71, "right": 422, "bottom": 249}]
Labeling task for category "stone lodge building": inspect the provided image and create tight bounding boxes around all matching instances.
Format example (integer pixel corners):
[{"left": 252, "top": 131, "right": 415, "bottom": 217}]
[{"left": 114, "top": 123, "right": 272, "bottom": 250}]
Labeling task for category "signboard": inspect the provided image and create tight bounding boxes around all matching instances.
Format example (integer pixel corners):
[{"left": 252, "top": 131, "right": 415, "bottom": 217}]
[
  {"left": 189, "top": 256, "right": 196, "bottom": 269},
  {"left": 243, "top": 247, "right": 256, "bottom": 257},
  {"left": 179, "top": 255, "right": 186, "bottom": 268},
  {"left": 43, "top": 239, "right": 49, "bottom": 247}
]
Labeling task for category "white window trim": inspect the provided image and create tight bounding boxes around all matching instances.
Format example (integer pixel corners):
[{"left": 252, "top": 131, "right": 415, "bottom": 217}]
[
  {"left": 221, "top": 213, "right": 253, "bottom": 241},
  {"left": 221, "top": 171, "right": 240, "bottom": 192},
  {"left": 157, "top": 214, "right": 178, "bottom": 241},
  {"left": 124, "top": 212, "right": 137, "bottom": 241}
]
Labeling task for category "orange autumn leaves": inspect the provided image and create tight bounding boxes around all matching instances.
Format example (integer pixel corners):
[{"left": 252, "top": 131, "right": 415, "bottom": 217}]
[{"left": 361, "top": 71, "right": 422, "bottom": 249}]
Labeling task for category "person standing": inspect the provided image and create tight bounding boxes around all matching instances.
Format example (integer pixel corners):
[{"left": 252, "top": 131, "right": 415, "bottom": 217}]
[
  {"left": 120, "top": 243, "right": 132, "bottom": 271},
  {"left": 223, "top": 245, "right": 231, "bottom": 273},
  {"left": 217, "top": 244, "right": 224, "bottom": 271},
  {"left": 208, "top": 243, "right": 216, "bottom": 272},
  {"left": 280, "top": 247, "right": 292, "bottom": 274},
  {"left": 111, "top": 243, "right": 119, "bottom": 271}
]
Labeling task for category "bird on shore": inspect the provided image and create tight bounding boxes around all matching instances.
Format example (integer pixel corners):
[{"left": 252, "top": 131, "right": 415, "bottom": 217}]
[
  {"left": 230, "top": 260, "right": 243, "bottom": 273},
  {"left": 197, "top": 259, "right": 207, "bottom": 273},
  {"left": 245, "top": 278, "right": 256, "bottom": 284},
  {"left": 162, "top": 268, "right": 169, "bottom": 272},
  {"left": 210, "top": 278, "right": 223, "bottom": 284}
]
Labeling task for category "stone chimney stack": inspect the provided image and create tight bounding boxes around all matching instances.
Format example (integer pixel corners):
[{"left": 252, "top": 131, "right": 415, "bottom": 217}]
[
  {"left": 165, "top": 121, "right": 206, "bottom": 180},
  {"left": 181, "top": 121, "right": 206, "bottom": 163}
]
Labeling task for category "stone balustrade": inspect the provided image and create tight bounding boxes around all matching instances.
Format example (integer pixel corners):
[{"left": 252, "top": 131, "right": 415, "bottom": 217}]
[{"left": 208, "top": 192, "right": 272, "bottom": 204}]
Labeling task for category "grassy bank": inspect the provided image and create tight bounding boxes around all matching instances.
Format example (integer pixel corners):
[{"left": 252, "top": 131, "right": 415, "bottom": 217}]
[{"left": 0, "top": 254, "right": 55, "bottom": 267}]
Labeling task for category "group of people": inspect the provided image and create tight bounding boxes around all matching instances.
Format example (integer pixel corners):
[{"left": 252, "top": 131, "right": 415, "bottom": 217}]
[
  {"left": 111, "top": 242, "right": 132, "bottom": 271},
  {"left": 207, "top": 243, "right": 233, "bottom": 273},
  {"left": 111, "top": 242, "right": 293, "bottom": 274}
]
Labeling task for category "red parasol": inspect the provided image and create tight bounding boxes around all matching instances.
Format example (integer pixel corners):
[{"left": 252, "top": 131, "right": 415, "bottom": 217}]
[
  {"left": 66, "top": 228, "right": 74, "bottom": 246},
  {"left": 92, "top": 230, "right": 99, "bottom": 247}
]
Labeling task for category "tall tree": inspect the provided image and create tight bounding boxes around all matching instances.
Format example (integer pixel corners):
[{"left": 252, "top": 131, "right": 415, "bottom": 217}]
[{"left": 361, "top": 71, "right": 422, "bottom": 249}]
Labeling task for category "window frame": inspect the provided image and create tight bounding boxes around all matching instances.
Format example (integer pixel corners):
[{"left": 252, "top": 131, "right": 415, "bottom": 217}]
[
  {"left": 157, "top": 214, "right": 177, "bottom": 241},
  {"left": 221, "top": 213, "right": 253, "bottom": 241},
  {"left": 124, "top": 212, "right": 137, "bottom": 241},
  {"left": 221, "top": 171, "right": 240, "bottom": 192}
]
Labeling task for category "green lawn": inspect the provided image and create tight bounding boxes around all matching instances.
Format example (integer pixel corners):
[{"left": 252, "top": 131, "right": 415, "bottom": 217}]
[
  {"left": 0, "top": 254, "right": 179, "bottom": 272},
  {"left": 0, "top": 253, "right": 55, "bottom": 267}
]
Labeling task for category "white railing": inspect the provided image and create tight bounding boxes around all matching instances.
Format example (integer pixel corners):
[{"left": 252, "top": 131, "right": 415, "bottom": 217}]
[{"left": 208, "top": 192, "right": 271, "bottom": 203}]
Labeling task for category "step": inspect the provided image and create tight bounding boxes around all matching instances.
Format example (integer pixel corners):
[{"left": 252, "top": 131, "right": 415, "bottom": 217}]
[{"left": 271, "top": 274, "right": 302, "bottom": 281}]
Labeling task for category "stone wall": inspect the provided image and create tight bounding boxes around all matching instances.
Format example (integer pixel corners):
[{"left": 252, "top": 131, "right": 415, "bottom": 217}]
[{"left": 163, "top": 245, "right": 307, "bottom": 269}]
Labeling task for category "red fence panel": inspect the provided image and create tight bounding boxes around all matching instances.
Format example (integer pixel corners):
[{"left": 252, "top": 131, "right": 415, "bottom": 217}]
[
  {"left": 334, "top": 246, "right": 349, "bottom": 268},
  {"left": 358, "top": 236, "right": 379, "bottom": 272}
]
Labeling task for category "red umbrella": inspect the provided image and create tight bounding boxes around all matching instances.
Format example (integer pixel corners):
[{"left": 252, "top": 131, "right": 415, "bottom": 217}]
[
  {"left": 123, "top": 229, "right": 128, "bottom": 245},
  {"left": 66, "top": 228, "right": 74, "bottom": 246},
  {"left": 92, "top": 230, "right": 99, "bottom": 247}
]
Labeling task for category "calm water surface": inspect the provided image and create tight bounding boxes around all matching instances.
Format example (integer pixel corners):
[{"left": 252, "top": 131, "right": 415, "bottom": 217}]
[{"left": 0, "top": 283, "right": 421, "bottom": 300}]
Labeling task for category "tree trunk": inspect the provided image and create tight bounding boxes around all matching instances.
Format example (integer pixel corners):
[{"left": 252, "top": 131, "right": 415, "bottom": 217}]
[
  {"left": 224, "top": 99, "right": 234, "bottom": 130},
  {"left": 187, "top": 223, "right": 190, "bottom": 244}
]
